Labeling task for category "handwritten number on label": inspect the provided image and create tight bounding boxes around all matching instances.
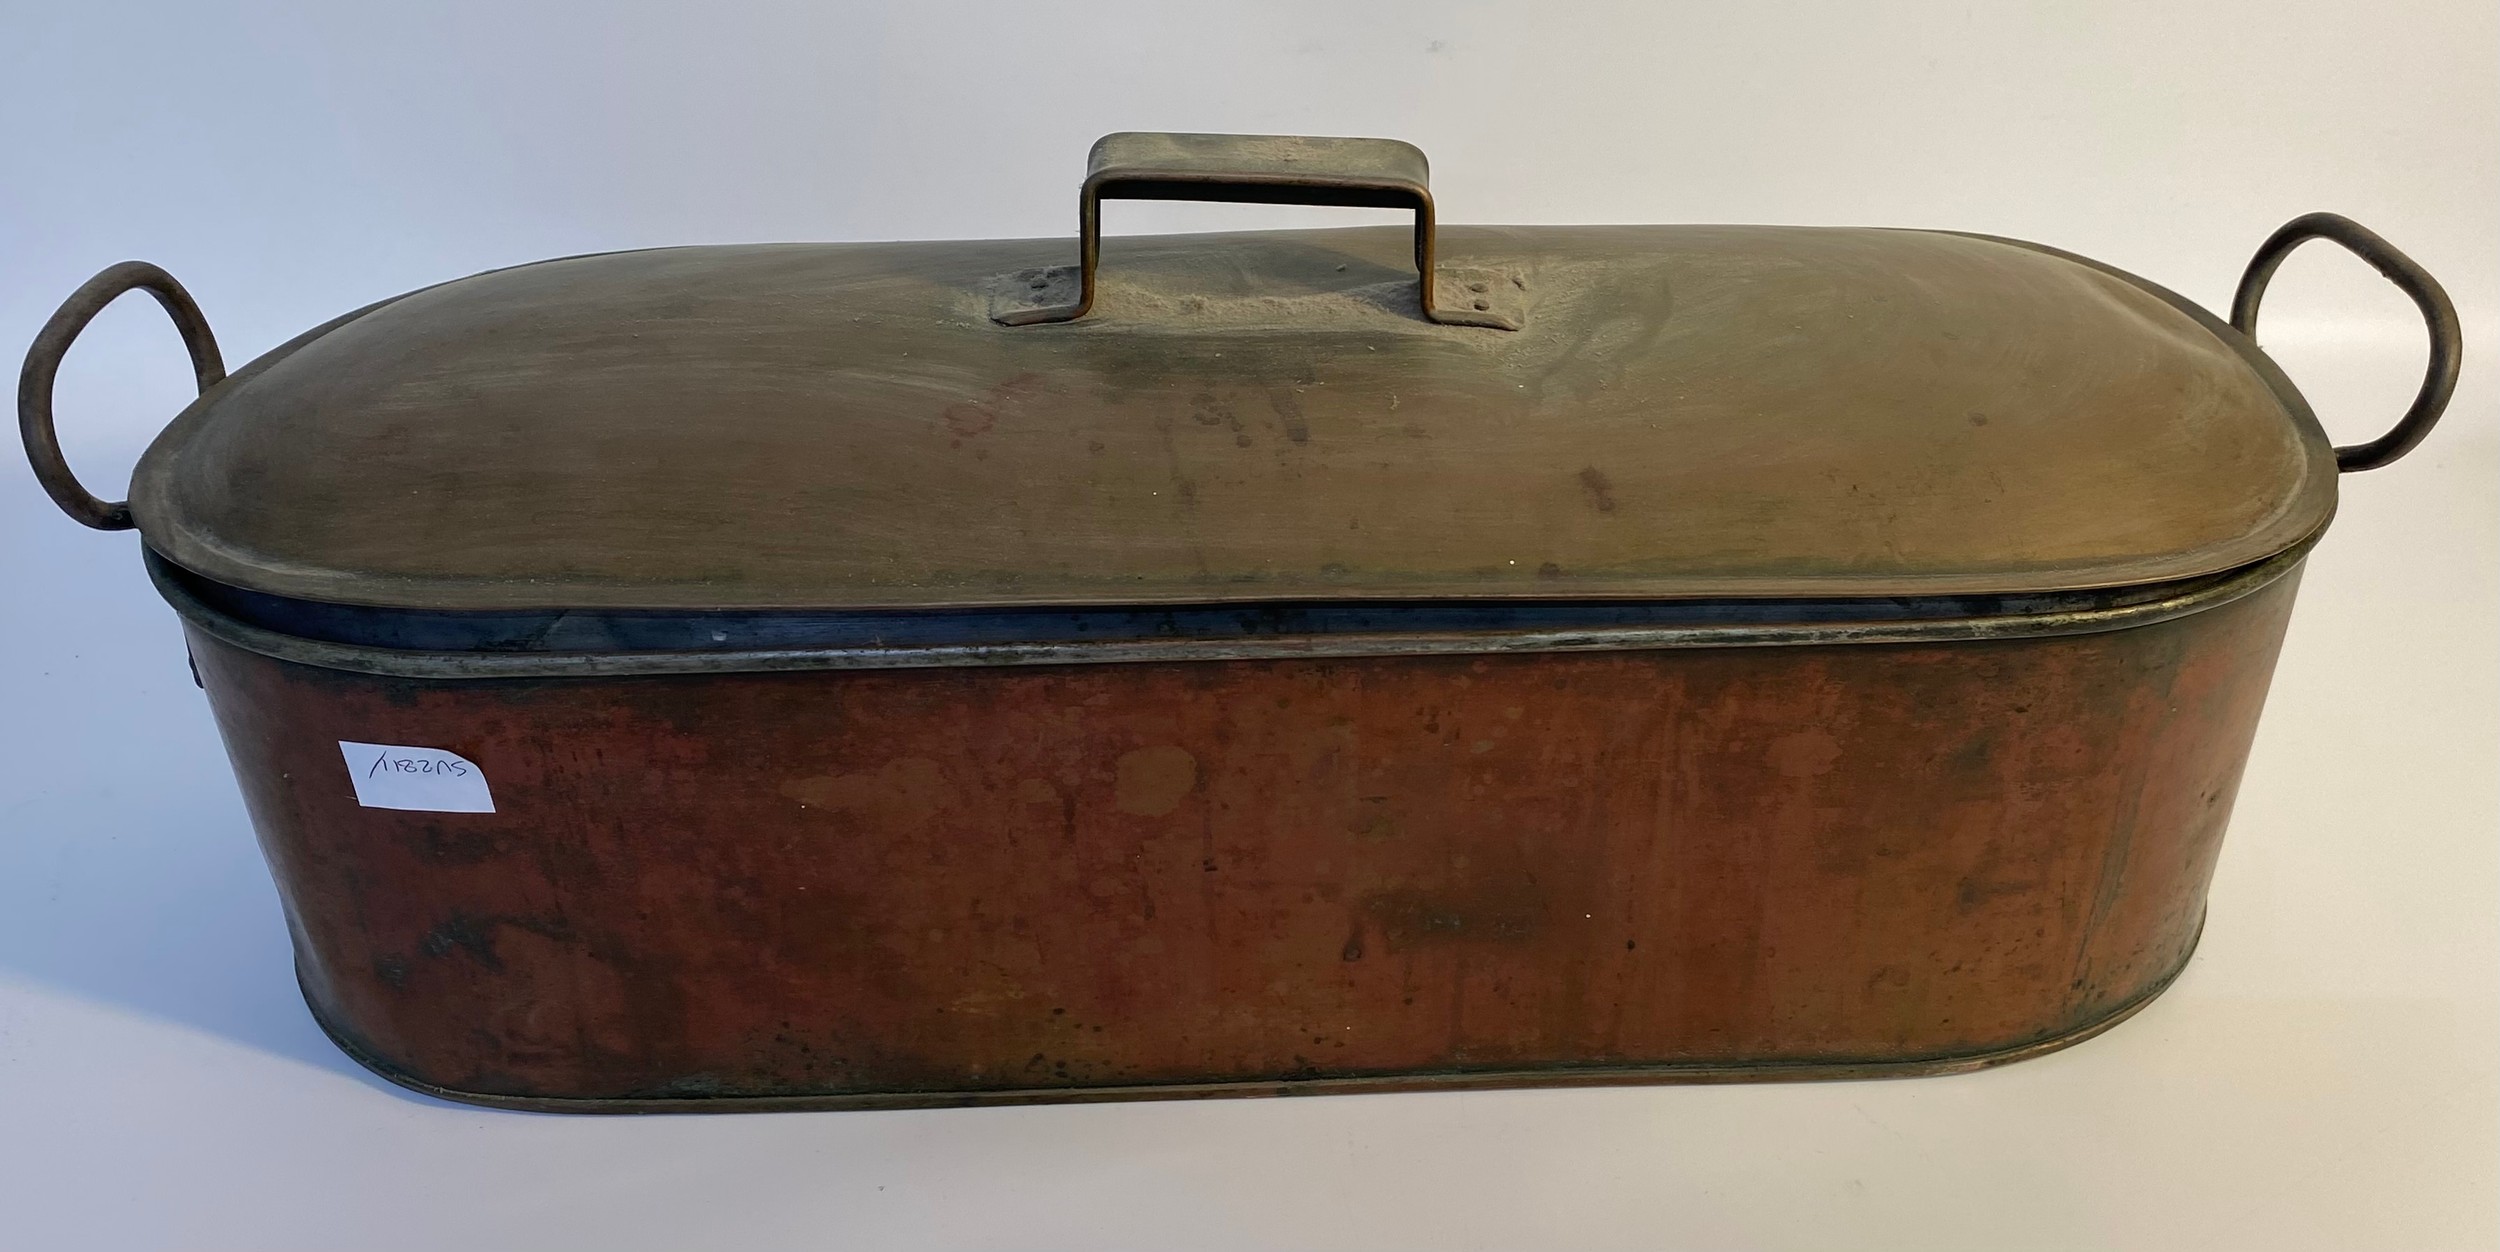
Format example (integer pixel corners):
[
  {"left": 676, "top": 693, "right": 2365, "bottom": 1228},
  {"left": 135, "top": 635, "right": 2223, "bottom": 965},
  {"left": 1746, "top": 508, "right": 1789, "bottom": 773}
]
[{"left": 368, "top": 753, "right": 472, "bottom": 779}]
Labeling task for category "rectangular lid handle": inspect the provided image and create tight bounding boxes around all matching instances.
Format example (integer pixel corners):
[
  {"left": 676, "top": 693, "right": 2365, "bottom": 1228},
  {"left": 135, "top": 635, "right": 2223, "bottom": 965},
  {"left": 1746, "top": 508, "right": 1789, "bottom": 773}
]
[{"left": 994, "top": 132, "right": 1513, "bottom": 329}]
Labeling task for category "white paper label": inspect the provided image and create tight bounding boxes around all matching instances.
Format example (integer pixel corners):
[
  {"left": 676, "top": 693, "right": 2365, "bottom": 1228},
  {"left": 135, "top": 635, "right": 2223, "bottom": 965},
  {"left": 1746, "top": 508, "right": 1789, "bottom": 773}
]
[{"left": 339, "top": 741, "right": 495, "bottom": 813}]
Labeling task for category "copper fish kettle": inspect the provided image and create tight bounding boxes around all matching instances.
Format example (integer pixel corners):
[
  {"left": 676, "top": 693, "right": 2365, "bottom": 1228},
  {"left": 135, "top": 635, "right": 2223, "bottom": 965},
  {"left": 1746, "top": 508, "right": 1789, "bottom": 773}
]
[{"left": 18, "top": 133, "right": 2462, "bottom": 1111}]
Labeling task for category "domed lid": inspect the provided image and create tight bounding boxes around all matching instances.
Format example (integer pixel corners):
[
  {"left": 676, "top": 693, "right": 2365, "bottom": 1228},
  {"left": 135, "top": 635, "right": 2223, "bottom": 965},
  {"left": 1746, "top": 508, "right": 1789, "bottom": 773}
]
[{"left": 129, "top": 137, "right": 2330, "bottom": 614}]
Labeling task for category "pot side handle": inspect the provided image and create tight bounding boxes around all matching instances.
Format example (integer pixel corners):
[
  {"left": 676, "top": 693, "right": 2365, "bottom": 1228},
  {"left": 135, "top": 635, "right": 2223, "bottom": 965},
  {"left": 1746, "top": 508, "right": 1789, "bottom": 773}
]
[
  {"left": 993, "top": 131, "right": 1516, "bottom": 331},
  {"left": 2231, "top": 213, "right": 2461, "bottom": 473},
  {"left": 18, "top": 261, "right": 226, "bottom": 531}
]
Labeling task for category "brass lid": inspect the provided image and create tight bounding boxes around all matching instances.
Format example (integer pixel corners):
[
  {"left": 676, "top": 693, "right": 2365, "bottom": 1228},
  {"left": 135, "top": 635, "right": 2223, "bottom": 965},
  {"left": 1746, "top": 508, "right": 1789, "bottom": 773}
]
[{"left": 130, "top": 223, "right": 2332, "bottom": 612}]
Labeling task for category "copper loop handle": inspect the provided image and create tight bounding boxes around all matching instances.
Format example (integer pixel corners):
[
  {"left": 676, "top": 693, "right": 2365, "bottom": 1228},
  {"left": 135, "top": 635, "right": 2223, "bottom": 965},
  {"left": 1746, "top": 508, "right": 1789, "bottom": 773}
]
[
  {"left": 2231, "top": 213, "right": 2461, "bottom": 473},
  {"left": 19, "top": 261, "right": 225, "bottom": 530}
]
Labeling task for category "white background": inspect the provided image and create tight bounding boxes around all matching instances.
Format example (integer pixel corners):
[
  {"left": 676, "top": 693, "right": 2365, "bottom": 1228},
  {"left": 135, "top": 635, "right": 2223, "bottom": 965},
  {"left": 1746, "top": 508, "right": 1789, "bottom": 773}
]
[{"left": 3, "top": 3, "right": 2493, "bottom": 1248}]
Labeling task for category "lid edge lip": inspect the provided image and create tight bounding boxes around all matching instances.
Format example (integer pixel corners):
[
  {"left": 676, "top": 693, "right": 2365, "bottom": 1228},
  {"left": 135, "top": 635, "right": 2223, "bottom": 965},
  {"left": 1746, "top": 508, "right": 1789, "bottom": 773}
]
[
  {"left": 149, "top": 532, "right": 2318, "bottom": 680},
  {"left": 141, "top": 509, "right": 2320, "bottom": 629},
  {"left": 134, "top": 511, "right": 2337, "bottom": 616}
]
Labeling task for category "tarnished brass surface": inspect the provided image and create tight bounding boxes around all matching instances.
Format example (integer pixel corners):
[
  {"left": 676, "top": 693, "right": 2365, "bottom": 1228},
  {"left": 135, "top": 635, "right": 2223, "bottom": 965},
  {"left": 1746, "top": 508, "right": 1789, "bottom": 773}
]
[{"left": 130, "top": 224, "right": 2333, "bottom": 612}]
